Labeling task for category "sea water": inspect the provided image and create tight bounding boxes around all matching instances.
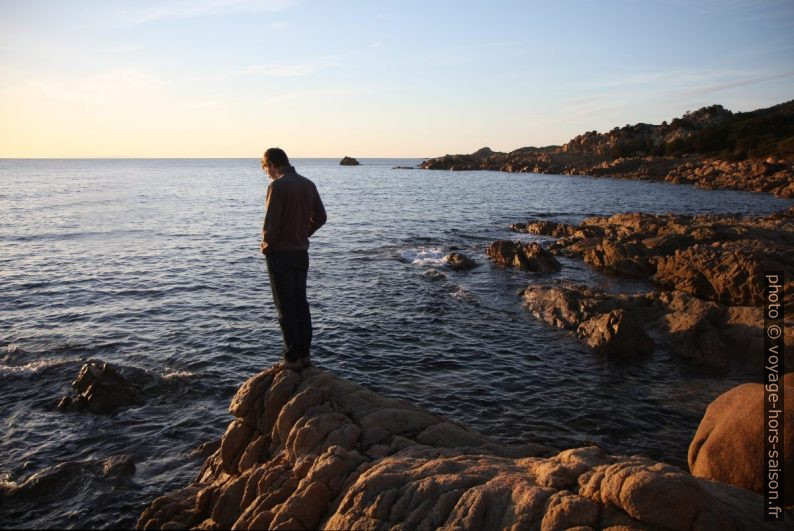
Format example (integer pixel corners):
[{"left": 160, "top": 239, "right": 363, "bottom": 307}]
[{"left": 1, "top": 158, "right": 790, "bottom": 528}]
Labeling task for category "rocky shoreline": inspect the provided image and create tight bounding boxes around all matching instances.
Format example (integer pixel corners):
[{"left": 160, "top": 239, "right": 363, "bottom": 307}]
[
  {"left": 502, "top": 208, "right": 794, "bottom": 367},
  {"left": 136, "top": 365, "right": 791, "bottom": 529},
  {"left": 419, "top": 101, "right": 794, "bottom": 198},
  {"left": 421, "top": 151, "right": 794, "bottom": 198}
]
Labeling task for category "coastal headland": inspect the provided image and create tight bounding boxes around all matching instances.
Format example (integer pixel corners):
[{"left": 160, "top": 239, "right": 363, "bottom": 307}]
[
  {"left": 420, "top": 101, "right": 794, "bottom": 198},
  {"left": 136, "top": 366, "right": 790, "bottom": 530}
]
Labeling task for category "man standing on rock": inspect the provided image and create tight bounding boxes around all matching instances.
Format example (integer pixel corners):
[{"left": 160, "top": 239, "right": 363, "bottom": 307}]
[{"left": 261, "top": 148, "right": 327, "bottom": 370}]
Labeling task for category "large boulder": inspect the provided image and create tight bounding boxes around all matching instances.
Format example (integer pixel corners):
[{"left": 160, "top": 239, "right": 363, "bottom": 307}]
[
  {"left": 520, "top": 282, "right": 793, "bottom": 366},
  {"left": 522, "top": 282, "right": 628, "bottom": 330},
  {"left": 137, "top": 366, "right": 779, "bottom": 530},
  {"left": 487, "top": 240, "right": 561, "bottom": 272},
  {"left": 689, "top": 373, "right": 794, "bottom": 505}
]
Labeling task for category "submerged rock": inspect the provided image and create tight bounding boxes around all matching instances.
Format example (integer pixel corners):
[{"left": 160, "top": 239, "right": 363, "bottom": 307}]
[
  {"left": 2, "top": 455, "right": 135, "bottom": 498},
  {"left": 487, "top": 240, "right": 561, "bottom": 272},
  {"left": 689, "top": 373, "right": 794, "bottom": 505},
  {"left": 137, "top": 366, "right": 778, "bottom": 530},
  {"left": 423, "top": 268, "right": 447, "bottom": 281},
  {"left": 443, "top": 251, "right": 477, "bottom": 271}
]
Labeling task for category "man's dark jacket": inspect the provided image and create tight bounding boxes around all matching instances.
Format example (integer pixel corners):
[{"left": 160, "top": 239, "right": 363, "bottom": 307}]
[{"left": 262, "top": 166, "right": 326, "bottom": 254}]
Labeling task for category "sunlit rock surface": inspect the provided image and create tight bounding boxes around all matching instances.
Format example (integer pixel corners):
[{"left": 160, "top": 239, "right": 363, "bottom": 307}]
[
  {"left": 512, "top": 208, "right": 794, "bottom": 366},
  {"left": 137, "top": 366, "right": 779, "bottom": 530},
  {"left": 486, "top": 240, "right": 561, "bottom": 273},
  {"left": 689, "top": 372, "right": 794, "bottom": 506}
]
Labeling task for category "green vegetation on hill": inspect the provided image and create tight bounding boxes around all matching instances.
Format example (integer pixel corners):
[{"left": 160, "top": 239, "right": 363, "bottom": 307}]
[{"left": 663, "top": 100, "right": 794, "bottom": 160}]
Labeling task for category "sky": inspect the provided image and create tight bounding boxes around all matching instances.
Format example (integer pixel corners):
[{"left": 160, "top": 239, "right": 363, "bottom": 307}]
[{"left": 0, "top": 0, "right": 793, "bottom": 158}]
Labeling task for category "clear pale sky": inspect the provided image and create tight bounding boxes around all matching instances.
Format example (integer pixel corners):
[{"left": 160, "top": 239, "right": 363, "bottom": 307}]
[{"left": 1, "top": 0, "right": 793, "bottom": 158}]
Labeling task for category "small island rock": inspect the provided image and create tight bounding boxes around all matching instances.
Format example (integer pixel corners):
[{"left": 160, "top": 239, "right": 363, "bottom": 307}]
[
  {"left": 57, "top": 361, "right": 142, "bottom": 413},
  {"left": 339, "top": 156, "right": 360, "bottom": 166},
  {"left": 444, "top": 252, "right": 477, "bottom": 271}
]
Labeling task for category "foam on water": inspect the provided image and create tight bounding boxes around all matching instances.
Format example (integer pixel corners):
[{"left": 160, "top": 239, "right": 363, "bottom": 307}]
[
  {"left": 0, "top": 357, "right": 81, "bottom": 375},
  {"left": 399, "top": 246, "right": 447, "bottom": 266},
  {"left": 162, "top": 369, "right": 195, "bottom": 379}
]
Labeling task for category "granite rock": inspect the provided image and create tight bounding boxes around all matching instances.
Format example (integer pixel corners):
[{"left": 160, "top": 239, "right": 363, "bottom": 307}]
[
  {"left": 689, "top": 373, "right": 794, "bottom": 505},
  {"left": 444, "top": 252, "right": 477, "bottom": 271},
  {"left": 57, "top": 361, "right": 142, "bottom": 413},
  {"left": 520, "top": 282, "right": 793, "bottom": 367},
  {"left": 487, "top": 240, "right": 561, "bottom": 273},
  {"left": 137, "top": 366, "right": 780, "bottom": 530}
]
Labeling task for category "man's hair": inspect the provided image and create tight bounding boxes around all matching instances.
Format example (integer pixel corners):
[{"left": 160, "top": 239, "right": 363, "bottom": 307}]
[{"left": 264, "top": 147, "right": 290, "bottom": 169}]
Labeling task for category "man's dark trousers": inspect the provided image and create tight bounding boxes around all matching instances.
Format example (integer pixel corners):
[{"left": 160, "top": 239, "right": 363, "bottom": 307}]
[{"left": 265, "top": 250, "right": 311, "bottom": 363}]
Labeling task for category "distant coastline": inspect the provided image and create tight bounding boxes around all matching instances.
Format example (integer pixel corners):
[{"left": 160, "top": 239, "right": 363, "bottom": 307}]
[{"left": 420, "top": 100, "right": 794, "bottom": 198}]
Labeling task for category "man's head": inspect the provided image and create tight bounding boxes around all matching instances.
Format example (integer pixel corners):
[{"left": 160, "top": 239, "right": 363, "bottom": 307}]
[{"left": 262, "top": 147, "right": 290, "bottom": 179}]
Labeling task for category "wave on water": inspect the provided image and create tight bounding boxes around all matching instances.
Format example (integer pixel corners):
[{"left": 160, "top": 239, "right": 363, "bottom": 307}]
[
  {"left": 2, "top": 229, "right": 149, "bottom": 243},
  {"left": 0, "top": 357, "right": 83, "bottom": 375},
  {"left": 399, "top": 246, "right": 446, "bottom": 267},
  {"left": 162, "top": 369, "right": 195, "bottom": 380}
]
